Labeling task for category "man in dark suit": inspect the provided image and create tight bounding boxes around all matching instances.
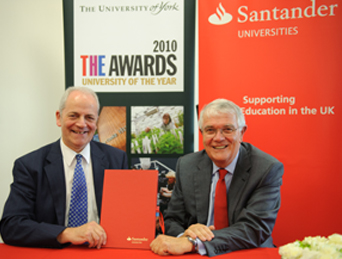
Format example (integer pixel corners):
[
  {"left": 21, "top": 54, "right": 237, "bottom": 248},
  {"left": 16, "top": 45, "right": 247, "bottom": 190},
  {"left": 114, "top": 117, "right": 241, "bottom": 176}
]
[
  {"left": 0, "top": 86, "right": 128, "bottom": 248},
  {"left": 150, "top": 99, "right": 284, "bottom": 256}
]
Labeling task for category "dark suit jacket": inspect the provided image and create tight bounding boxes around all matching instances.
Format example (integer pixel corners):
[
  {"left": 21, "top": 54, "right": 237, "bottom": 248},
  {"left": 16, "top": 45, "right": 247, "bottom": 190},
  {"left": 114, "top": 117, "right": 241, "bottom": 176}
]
[
  {"left": 164, "top": 142, "right": 284, "bottom": 257},
  {"left": 0, "top": 140, "right": 128, "bottom": 247}
]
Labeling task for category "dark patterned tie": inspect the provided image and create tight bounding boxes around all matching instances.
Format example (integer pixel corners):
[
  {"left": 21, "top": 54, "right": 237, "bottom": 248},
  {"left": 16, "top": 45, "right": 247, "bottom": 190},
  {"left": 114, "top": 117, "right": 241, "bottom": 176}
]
[{"left": 68, "top": 154, "right": 88, "bottom": 227}]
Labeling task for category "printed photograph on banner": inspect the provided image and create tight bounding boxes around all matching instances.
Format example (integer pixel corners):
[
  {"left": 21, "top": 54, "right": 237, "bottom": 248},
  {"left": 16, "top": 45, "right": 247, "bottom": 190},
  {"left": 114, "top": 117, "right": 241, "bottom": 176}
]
[
  {"left": 93, "top": 106, "right": 126, "bottom": 151},
  {"left": 74, "top": 0, "right": 184, "bottom": 92},
  {"left": 131, "top": 106, "right": 184, "bottom": 154},
  {"left": 131, "top": 156, "right": 177, "bottom": 234}
]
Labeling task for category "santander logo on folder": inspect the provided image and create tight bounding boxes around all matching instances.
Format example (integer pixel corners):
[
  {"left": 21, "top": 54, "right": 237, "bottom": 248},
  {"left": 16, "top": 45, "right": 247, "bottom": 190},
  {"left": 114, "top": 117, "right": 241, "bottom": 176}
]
[{"left": 127, "top": 236, "right": 149, "bottom": 244}]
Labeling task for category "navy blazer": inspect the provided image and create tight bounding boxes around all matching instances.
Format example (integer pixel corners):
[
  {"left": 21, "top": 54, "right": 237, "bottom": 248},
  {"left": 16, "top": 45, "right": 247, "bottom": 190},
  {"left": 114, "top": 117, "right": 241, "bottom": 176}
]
[
  {"left": 0, "top": 140, "right": 128, "bottom": 247},
  {"left": 164, "top": 142, "right": 284, "bottom": 256}
]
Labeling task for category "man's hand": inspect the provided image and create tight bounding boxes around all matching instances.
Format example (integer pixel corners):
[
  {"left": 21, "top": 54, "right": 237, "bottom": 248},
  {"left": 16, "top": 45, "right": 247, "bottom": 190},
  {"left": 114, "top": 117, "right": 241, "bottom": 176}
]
[
  {"left": 160, "top": 187, "right": 172, "bottom": 198},
  {"left": 150, "top": 235, "right": 193, "bottom": 255},
  {"left": 183, "top": 223, "right": 215, "bottom": 242},
  {"left": 57, "top": 221, "right": 107, "bottom": 249}
]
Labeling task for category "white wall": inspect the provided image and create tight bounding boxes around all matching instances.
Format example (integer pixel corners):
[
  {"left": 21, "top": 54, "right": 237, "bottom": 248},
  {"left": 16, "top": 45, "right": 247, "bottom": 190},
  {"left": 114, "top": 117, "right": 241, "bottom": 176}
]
[
  {"left": 0, "top": 0, "right": 65, "bottom": 242},
  {"left": 0, "top": 0, "right": 200, "bottom": 244}
]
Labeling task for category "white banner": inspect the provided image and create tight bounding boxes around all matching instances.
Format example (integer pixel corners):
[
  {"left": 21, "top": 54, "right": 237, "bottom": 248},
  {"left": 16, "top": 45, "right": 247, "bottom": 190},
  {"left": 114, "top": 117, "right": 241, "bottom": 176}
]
[{"left": 74, "top": 0, "right": 184, "bottom": 92}]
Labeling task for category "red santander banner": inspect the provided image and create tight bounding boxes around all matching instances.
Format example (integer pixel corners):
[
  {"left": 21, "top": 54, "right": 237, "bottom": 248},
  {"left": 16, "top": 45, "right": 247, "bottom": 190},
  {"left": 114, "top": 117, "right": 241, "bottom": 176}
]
[{"left": 199, "top": 0, "right": 342, "bottom": 246}]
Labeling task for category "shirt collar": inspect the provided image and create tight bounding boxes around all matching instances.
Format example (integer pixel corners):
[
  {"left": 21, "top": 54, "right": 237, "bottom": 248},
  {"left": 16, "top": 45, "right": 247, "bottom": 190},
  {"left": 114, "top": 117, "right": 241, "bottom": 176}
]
[
  {"left": 60, "top": 139, "right": 91, "bottom": 166},
  {"left": 212, "top": 151, "right": 239, "bottom": 175}
]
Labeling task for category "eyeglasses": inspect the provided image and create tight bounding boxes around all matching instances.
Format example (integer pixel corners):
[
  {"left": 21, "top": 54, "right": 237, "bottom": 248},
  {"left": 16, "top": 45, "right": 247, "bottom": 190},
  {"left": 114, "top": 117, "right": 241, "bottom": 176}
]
[{"left": 203, "top": 126, "right": 238, "bottom": 137}]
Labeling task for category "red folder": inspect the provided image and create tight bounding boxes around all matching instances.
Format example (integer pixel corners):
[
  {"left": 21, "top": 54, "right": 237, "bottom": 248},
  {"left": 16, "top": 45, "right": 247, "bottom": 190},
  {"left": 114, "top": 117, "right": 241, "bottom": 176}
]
[{"left": 101, "top": 169, "right": 158, "bottom": 249}]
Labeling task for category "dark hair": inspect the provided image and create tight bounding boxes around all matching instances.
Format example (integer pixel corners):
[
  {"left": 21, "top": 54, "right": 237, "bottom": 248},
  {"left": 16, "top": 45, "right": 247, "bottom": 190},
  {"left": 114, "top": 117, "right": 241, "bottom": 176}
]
[{"left": 163, "top": 113, "right": 172, "bottom": 123}]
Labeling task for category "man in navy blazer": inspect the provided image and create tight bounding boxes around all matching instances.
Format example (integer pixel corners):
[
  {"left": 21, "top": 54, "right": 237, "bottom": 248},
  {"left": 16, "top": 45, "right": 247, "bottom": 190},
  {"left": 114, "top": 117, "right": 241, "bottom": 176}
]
[
  {"left": 150, "top": 99, "right": 284, "bottom": 256},
  {"left": 0, "top": 86, "right": 128, "bottom": 248}
]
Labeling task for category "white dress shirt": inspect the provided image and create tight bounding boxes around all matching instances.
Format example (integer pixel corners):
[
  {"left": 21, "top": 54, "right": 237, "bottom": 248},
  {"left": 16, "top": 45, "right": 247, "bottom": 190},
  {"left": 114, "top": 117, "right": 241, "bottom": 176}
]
[{"left": 60, "top": 139, "right": 99, "bottom": 226}]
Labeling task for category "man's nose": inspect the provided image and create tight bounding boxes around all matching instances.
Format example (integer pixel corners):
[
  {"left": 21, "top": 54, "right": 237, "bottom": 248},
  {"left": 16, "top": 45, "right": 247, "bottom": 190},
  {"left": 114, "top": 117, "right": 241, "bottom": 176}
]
[
  {"left": 76, "top": 117, "right": 87, "bottom": 127},
  {"left": 213, "top": 129, "right": 225, "bottom": 140}
]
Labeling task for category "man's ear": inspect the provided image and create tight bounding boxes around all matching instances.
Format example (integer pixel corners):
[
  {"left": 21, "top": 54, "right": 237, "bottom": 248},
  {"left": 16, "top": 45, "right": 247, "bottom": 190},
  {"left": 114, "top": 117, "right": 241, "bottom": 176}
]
[
  {"left": 239, "top": 125, "right": 247, "bottom": 142},
  {"left": 56, "top": 110, "right": 61, "bottom": 127}
]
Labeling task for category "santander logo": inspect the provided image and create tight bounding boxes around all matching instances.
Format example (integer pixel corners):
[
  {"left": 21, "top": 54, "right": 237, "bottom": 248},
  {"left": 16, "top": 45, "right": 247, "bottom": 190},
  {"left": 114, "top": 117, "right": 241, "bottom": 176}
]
[
  {"left": 209, "top": 0, "right": 338, "bottom": 26},
  {"left": 208, "top": 3, "right": 233, "bottom": 25}
]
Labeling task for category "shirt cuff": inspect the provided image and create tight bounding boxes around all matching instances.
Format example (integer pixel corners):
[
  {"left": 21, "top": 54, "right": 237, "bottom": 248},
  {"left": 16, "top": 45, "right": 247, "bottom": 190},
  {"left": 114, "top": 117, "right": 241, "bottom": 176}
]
[
  {"left": 197, "top": 239, "right": 207, "bottom": 255},
  {"left": 177, "top": 233, "right": 207, "bottom": 255}
]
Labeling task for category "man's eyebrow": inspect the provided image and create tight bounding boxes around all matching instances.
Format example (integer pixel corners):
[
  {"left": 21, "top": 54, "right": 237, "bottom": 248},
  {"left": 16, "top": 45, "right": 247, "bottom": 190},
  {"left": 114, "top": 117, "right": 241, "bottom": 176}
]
[{"left": 204, "top": 124, "right": 236, "bottom": 128}]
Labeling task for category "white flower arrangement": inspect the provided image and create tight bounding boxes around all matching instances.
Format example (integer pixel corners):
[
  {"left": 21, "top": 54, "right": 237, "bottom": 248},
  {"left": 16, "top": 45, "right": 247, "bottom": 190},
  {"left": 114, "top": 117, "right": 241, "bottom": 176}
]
[{"left": 279, "top": 234, "right": 342, "bottom": 259}]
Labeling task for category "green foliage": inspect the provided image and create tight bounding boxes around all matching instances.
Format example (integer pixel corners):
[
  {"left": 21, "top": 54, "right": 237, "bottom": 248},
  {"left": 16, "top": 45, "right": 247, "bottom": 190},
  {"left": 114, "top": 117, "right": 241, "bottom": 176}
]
[
  {"left": 156, "top": 131, "right": 183, "bottom": 154},
  {"left": 298, "top": 241, "right": 311, "bottom": 249},
  {"left": 131, "top": 127, "right": 183, "bottom": 154},
  {"left": 177, "top": 111, "right": 184, "bottom": 127}
]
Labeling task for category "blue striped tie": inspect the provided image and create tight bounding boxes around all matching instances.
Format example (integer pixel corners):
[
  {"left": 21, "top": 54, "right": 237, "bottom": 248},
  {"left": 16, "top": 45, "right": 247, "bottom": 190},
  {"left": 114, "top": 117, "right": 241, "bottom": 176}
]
[{"left": 68, "top": 154, "right": 88, "bottom": 227}]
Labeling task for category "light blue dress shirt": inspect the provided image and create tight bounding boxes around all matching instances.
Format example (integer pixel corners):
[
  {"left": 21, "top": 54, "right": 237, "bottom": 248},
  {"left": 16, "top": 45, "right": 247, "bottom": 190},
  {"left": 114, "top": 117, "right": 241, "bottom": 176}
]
[{"left": 197, "top": 152, "right": 239, "bottom": 255}]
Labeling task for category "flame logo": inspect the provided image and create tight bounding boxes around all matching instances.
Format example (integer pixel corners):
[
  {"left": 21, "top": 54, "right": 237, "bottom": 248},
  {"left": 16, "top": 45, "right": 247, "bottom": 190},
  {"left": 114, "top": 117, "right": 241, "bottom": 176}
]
[{"left": 208, "top": 3, "right": 233, "bottom": 25}]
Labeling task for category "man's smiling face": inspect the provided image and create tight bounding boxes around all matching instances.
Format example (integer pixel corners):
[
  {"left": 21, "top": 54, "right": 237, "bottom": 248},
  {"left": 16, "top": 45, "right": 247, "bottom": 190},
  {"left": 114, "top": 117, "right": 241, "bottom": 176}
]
[
  {"left": 202, "top": 112, "right": 246, "bottom": 168},
  {"left": 56, "top": 90, "right": 98, "bottom": 153}
]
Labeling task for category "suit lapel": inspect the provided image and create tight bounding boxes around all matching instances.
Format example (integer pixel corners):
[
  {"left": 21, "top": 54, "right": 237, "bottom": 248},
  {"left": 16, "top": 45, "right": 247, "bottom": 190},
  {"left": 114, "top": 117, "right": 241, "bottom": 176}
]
[
  {"left": 44, "top": 140, "right": 66, "bottom": 226},
  {"left": 228, "top": 144, "right": 251, "bottom": 222},
  {"left": 44, "top": 141, "right": 107, "bottom": 225},
  {"left": 90, "top": 141, "right": 107, "bottom": 217},
  {"left": 194, "top": 151, "right": 213, "bottom": 224}
]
